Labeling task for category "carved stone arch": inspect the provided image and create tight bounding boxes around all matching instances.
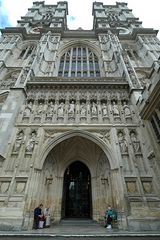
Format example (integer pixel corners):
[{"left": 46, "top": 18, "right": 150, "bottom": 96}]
[
  {"left": 18, "top": 40, "right": 38, "bottom": 50},
  {"left": 35, "top": 130, "right": 117, "bottom": 171},
  {"left": 17, "top": 40, "right": 37, "bottom": 60},
  {"left": 0, "top": 90, "right": 9, "bottom": 102},
  {"left": 60, "top": 156, "right": 92, "bottom": 178},
  {"left": 58, "top": 39, "right": 101, "bottom": 58}
]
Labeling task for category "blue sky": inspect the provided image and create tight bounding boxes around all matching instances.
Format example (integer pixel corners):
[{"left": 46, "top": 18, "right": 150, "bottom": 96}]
[
  {"left": 0, "top": 0, "right": 11, "bottom": 28},
  {"left": 0, "top": 0, "right": 160, "bottom": 38}
]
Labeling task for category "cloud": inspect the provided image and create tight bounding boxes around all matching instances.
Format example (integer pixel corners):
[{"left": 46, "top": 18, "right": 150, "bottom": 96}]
[{"left": 0, "top": 0, "right": 11, "bottom": 28}]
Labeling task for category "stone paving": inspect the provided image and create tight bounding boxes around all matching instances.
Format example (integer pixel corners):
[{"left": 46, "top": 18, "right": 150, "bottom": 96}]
[{"left": 0, "top": 223, "right": 160, "bottom": 239}]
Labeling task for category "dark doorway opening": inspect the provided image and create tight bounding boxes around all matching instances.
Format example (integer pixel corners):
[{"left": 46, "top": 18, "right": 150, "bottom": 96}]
[{"left": 62, "top": 161, "right": 92, "bottom": 218}]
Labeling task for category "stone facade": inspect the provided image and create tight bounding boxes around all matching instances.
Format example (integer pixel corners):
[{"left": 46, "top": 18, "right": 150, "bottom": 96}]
[{"left": 0, "top": 1, "right": 160, "bottom": 231}]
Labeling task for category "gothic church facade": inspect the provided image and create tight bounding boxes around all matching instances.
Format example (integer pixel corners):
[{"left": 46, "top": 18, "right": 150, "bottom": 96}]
[{"left": 0, "top": 1, "right": 160, "bottom": 231}]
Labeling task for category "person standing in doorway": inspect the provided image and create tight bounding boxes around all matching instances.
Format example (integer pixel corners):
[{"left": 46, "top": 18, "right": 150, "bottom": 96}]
[{"left": 33, "top": 203, "right": 43, "bottom": 229}]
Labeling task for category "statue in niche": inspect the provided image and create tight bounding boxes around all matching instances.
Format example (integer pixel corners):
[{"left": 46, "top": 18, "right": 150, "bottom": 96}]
[
  {"left": 123, "top": 101, "right": 131, "bottom": 118},
  {"left": 13, "top": 131, "right": 24, "bottom": 152},
  {"left": 47, "top": 101, "right": 54, "bottom": 117},
  {"left": 91, "top": 102, "right": 97, "bottom": 116},
  {"left": 68, "top": 101, "right": 75, "bottom": 114},
  {"left": 23, "top": 101, "right": 33, "bottom": 117},
  {"left": 80, "top": 102, "right": 87, "bottom": 116},
  {"left": 25, "top": 131, "right": 37, "bottom": 153},
  {"left": 118, "top": 131, "right": 128, "bottom": 154},
  {"left": 130, "top": 132, "right": 141, "bottom": 153},
  {"left": 57, "top": 102, "right": 64, "bottom": 117},
  {"left": 112, "top": 101, "right": 119, "bottom": 116},
  {"left": 101, "top": 103, "right": 108, "bottom": 116},
  {"left": 36, "top": 102, "right": 44, "bottom": 115}
]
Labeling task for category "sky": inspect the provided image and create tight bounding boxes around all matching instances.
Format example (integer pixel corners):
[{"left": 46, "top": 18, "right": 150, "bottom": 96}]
[{"left": 0, "top": 0, "right": 160, "bottom": 38}]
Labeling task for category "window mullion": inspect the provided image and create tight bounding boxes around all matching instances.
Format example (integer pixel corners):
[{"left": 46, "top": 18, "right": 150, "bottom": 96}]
[
  {"left": 69, "top": 48, "right": 73, "bottom": 77},
  {"left": 92, "top": 53, "right": 96, "bottom": 77},
  {"left": 152, "top": 115, "right": 160, "bottom": 135},
  {"left": 86, "top": 47, "right": 89, "bottom": 77}
]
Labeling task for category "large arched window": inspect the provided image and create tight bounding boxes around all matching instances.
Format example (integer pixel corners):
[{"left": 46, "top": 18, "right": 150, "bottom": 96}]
[{"left": 58, "top": 46, "right": 100, "bottom": 77}]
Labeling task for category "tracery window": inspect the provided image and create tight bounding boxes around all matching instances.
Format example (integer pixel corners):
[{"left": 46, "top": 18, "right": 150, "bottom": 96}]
[
  {"left": 18, "top": 45, "right": 35, "bottom": 60},
  {"left": 58, "top": 46, "right": 100, "bottom": 77},
  {"left": 150, "top": 110, "right": 160, "bottom": 143}
]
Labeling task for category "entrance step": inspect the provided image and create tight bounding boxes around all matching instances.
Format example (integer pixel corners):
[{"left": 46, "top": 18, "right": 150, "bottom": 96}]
[{"left": 60, "top": 219, "right": 98, "bottom": 226}]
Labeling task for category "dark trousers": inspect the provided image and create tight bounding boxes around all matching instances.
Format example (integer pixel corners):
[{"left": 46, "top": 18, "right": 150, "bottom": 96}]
[
  {"left": 104, "top": 216, "right": 112, "bottom": 227},
  {"left": 33, "top": 216, "right": 39, "bottom": 229}
]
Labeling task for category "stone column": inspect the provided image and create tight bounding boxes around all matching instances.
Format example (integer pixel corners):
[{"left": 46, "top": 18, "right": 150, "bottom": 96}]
[
  {"left": 54, "top": 176, "right": 63, "bottom": 222},
  {"left": 91, "top": 176, "right": 100, "bottom": 221}
]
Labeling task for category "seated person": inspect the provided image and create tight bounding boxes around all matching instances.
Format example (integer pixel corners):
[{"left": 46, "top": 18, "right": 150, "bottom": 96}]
[{"left": 104, "top": 206, "right": 115, "bottom": 229}]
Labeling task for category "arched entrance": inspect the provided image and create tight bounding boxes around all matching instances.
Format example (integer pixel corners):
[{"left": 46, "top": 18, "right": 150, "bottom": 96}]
[
  {"left": 35, "top": 132, "right": 122, "bottom": 223},
  {"left": 62, "top": 161, "right": 92, "bottom": 218}
]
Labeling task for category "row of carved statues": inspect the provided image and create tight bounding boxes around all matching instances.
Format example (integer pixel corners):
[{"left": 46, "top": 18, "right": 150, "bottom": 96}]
[
  {"left": 21, "top": 99, "right": 132, "bottom": 119},
  {"left": 12, "top": 128, "right": 141, "bottom": 154},
  {"left": 118, "top": 130, "right": 141, "bottom": 154}
]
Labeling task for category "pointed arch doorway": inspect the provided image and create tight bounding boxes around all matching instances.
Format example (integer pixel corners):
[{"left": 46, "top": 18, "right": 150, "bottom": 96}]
[{"left": 62, "top": 161, "right": 92, "bottom": 219}]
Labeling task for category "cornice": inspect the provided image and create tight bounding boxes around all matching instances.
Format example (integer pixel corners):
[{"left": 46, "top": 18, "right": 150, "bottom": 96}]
[{"left": 27, "top": 76, "right": 128, "bottom": 88}]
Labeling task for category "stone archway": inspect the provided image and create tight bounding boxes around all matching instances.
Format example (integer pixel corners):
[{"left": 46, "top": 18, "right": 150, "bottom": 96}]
[
  {"left": 30, "top": 130, "right": 125, "bottom": 225},
  {"left": 35, "top": 134, "right": 120, "bottom": 223}
]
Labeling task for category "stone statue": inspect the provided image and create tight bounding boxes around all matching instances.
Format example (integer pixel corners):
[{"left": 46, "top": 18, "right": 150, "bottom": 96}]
[
  {"left": 80, "top": 102, "right": 87, "bottom": 116},
  {"left": 13, "top": 131, "right": 24, "bottom": 152},
  {"left": 112, "top": 101, "right": 119, "bottom": 116},
  {"left": 26, "top": 131, "right": 37, "bottom": 152},
  {"left": 57, "top": 102, "right": 64, "bottom": 117},
  {"left": 101, "top": 103, "right": 108, "bottom": 116},
  {"left": 68, "top": 101, "right": 75, "bottom": 114},
  {"left": 47, "top": 101, "right": 54, "bottom": 117},
  {"left": 130, "top": 132, "right": 141, "bottom": 153},
  {"left": 23, "top": 101, "right": 33, "bottom": 117},
  {"left": 118, "top": 131, "right": 128, "bottom": 153},
  {"left": 37, "top": 102, "right": 44, "bottom": 115},
  {"left": 123, "top": 101, "right": 131, "bottom": 118},
  {"left": 91, "top": 102, "right": 97, "bottom": 116}
]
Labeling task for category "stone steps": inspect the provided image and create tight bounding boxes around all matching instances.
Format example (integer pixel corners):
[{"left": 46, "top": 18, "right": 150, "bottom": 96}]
[{"left": 60, "top": 218, "right": 98, "bottom": 226}]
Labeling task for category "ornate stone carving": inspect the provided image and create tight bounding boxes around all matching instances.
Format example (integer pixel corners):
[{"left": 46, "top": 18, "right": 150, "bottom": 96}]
[
  {"left": 25, "top": 131, "right": 37, "bottom": 153},
  {"left": 112, "top": 101, "right": 120, "bottom": 116},
  {"left": 123, "top": 101, "right": 131, "bottom": 118},
  {"left": 101, "top": 103, "right": 108, "bottom": 117},
  {"left": 36, "top": 102, "right": 44, "bottom": 115},
  {"left": 91, "top": 101, "right": 97, "bottom": 116},
  {"left": 92, "top": 130, "right": 110, "bottom": 143},
  {"left": 0, "top": 182, "right": 10, "bottom": 193},
  {"left": 118, "top": 131, "right": 128, "bottom": 154},
  {"left": 68, "top": 101, "right": 75, "bottom": 115},
  {"left": 23, "top": 101, "right": 33, "bottom": 117},
  {"left": 46, "top": 101, "right": 54, "bottom": 118},
  {"left": 57, "top": 102, "right": 65, "bottom": 117},
  {"left": 80, "top": 101, "right": 87, "bottom": 116},
  {"left": 15, "top": 182, "right": 26, "bottom": 194},
  {"left": 13, "top": 130, "right": 25, "bottom": 153},
  {"left": 126, "top": 181, "right": 137, "bottom": 193},
  {"left": 142, "top": 181, "right": 153, "bottom": 194},
  {"left": 130, "top": 131, "right": 141, "bottom": 153}
]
